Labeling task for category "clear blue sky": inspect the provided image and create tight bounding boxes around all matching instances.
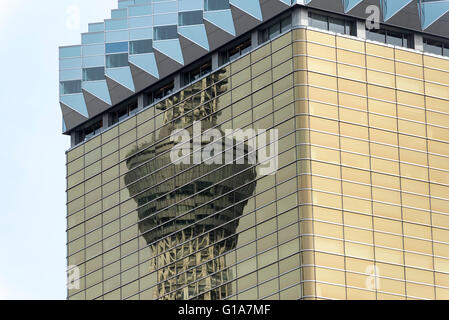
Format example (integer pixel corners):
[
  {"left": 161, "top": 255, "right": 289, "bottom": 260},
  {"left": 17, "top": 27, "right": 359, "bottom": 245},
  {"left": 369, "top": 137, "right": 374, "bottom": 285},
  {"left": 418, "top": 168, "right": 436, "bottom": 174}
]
[{"left": 0, "top": 0, "right": 116, "bottom": 300}]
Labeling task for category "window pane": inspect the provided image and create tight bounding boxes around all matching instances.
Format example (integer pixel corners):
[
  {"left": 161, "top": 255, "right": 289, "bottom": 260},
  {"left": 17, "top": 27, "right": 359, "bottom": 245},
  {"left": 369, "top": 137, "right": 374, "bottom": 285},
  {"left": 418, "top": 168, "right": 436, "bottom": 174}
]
[
  {"left": 259, "top": 29, "right": 269, "bottom": 44},
  {"left": 204, "top": 0, "right": 230, "bottom": 11},
  {"left": 424, "top": 38, "right": 443, "bottom": 55},
  {"left": 281, "top": 15, "right": 292, "bottom": 33},
  {"left": 129, "top": 4, "right": 151, "bottom": 17},
  {"left": 106, "top": 53, "right": 128, "bottom": 68},
  {"left": 386, "top": 31, "right": 403, "bottom": 47},
  {"left": 83, "top": 67, "right": 105, "bottom": 81},
  {"left": 309, "top": 13, "right": 328, "bottom": 30},
  {"left": 329, "top": 17, "right": 345, "bottom": 34},
  {"left": 269, "top": 23, "right": 280, "bottom": 39},
  {"left": 200, "top": 62, "right": 212, "bottom": 76},
  {"left": 129, "top": 39, "right": 153, "bottom": 54},
  {"left": 345, "top": 21, "right": 354, "bottom": 35},
  {"left": 366, "top": 29, "right": 385, "bottom": 43},
  {"left": 61, "top": 80, "right": 82, "bottom": 94},
  {"left": 105, "top": 42, "right": 128, "bottom": 54},
  {"left": 403, "top": 36, "right": 409, "bottom": 48},
  {"left": 154, "top": 25, "right": 178, "bottom": 40},
  {"left": 179, "top": 10, "right": 203, "bottom": 26}
]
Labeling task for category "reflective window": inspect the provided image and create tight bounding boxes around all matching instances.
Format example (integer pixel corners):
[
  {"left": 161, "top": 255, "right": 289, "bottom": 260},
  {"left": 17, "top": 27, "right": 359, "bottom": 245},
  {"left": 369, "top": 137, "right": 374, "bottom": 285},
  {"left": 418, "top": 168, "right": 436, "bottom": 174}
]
[
  {"left": 111, "top": 9, "right": 127, "bottom": 19},
  {"left": 179, "top": 10, "right": 203, "bottom": 26},
  {"left": 424, "top": 38, "right": 449, "bottom": 57},
  {"left": 309, "top": 12, "right": 327, "bottom": 30},
  {"left": 106, "top": 42, "right": 128, "bottom": 54},
  {"left": 182, "top": 60, "right": 212, "bottom": 86},
  {"left": 366, "top": 29, "right": 386, "bottom": 43},
  {"left": 129, "top": 4, "right": 151, "bottom": 17},
  {"left": 219, "top": 38, "right": 252, "bottom": 65},
  {"left": 110, "top": 103, "right": 138, "bottom": 125},
  {"left": 366, "top": 28, "right": 412, "bottom": 48},
  {"left": 75, "top": 120, "right": 103, "bottom": 144},
  {"left": 129, "top": 39, "right": 153, "bottom": 54},
  {"left": 309, "top": 12, "right": 355, "bottom": 36},
  {"left": 154, "top": 25, "right": 178, "bottom": 40},
  {"left": 153, "top": 82, "right": 174, "bottom": 102},
  {"left": 105, "top": 19, "right": 127, "bottom": 31},
  {"left": 204, "top": 0, "right": 230, "bottom": 11},
  {"left": 84, "top": 121, "right": 103, "bottom": 141},
  {"left": 145, "top": 81, "right": 175, "bottom": 105},
  {"left": 60, "top": 80, "right": 82, "bottom": 94},
  {"left": 329, "top": 17, "right": 346, "bottom": 34},
  {"left": 387, "top": 30, "right": 407, "bottom": 47},
  {"left": 106, "top": 53, "right": 128, "bottom": 68},
  {"left": 83, "top": 67, "right": 105, "bottom": 81},
  {"left": 259, "top": 15, "right": 292, "bottom": 44}
]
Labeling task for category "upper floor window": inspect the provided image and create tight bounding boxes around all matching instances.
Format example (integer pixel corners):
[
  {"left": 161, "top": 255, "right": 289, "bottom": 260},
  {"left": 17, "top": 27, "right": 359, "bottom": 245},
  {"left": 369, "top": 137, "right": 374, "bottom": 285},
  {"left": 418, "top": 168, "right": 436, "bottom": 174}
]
[
  {"left": 110, "top": 103, "right": 138, "bottom": 125},
  {"left": 153, "top": 82, "right": 175, "bottom": 103},
  {"left": 154, "top": 25, "right": 178, "bottom": 40},
  {"left": 84, "top": 120, "right": 103, "bottom": 141},
  {"left": 106, "top": 42, "right": 128, "bottom": 54},
  {"left": 182, "top": 60, "right": 212, "bottom": 86},
  {"left": 60, "top": 80, "right": 82, "bottom": 95},
  {"left": 219, "top": 37, "right": 251, "bottom": 65},
  {"left": 309, "top": 12, "right": 355, "bottom": 36},
  {"left": 204, "top": 0, "right": 230, "bottom": 11},
  {"left": 179, "top": 10, "right": 204, "bottom": 26},
  {"left": 106, "top": 53, "right": 128, "bottom": 68},
  {"left": 424, "top": 38, "right": 449, "bottom": 57},
  {"left": 145, "top": 81, "right": 175, "bottom": 106},
  {"left": 259, "top": 15, "right": 292, "bottom": 44},
  {"left": 366, "top": 28, "right": 413, "bottom": 48},
  {"left": 130, "top": 39, "right": 153, "bottom": 55},
  {"left": 75, "top": 120, "right": 103, "bottom": 144},
  {"left": 83, "top": 67, "right": 105, "bottom": 81}
]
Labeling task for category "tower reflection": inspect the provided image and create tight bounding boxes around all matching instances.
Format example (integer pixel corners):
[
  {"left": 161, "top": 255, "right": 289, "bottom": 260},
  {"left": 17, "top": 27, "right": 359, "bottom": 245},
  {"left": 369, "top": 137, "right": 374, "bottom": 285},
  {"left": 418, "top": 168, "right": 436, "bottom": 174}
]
[{"left": 125, "top": 70, "right": 257, "bottom": 299}]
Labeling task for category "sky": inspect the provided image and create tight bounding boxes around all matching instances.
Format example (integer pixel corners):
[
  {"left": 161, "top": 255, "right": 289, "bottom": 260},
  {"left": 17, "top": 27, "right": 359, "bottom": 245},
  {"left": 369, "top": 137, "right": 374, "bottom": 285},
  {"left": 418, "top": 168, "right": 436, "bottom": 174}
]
[{"left": 0, "top": 0, "right": 117, "bottom": 300}]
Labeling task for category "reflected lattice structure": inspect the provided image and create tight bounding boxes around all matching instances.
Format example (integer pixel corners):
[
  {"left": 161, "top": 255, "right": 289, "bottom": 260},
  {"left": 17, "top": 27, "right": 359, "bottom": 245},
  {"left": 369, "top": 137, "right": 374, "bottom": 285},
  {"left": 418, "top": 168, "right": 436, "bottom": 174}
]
[{"left": 125, "top": 71, "right": 257, "bottom": 299}]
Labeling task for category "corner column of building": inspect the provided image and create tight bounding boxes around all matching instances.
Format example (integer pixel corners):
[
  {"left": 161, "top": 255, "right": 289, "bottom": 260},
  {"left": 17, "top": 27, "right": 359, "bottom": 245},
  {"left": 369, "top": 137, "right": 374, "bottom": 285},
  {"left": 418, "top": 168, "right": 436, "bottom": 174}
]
[{"left": 292, "top": 6, "right": 308, "bottom": 28}]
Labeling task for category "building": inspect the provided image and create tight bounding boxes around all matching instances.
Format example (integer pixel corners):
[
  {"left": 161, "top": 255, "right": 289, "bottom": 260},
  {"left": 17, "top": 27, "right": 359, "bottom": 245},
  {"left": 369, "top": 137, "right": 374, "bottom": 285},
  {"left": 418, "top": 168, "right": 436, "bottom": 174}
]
[{"left": 62, "top": 0, "right": 449, "bottom": 300}]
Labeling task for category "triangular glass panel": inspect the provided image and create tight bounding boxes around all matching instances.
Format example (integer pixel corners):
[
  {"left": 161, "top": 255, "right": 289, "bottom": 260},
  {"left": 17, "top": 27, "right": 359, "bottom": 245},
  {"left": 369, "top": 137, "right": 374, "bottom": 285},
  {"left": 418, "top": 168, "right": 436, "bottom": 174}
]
[
  {"left": 204, "top": 10, "right": 236, "bottom": 36},
  {"left": 82, "top": 80, "right": 112, "bottom": 105},
  {"left": 61, "top": 93, "right": 89, "bottom": 117},
  {"left": 343, "top": 0, "right": 364, "bottom": 13},
  {"left": 105, "top": 67, "right": 136, "bottom": 92},
  {"left": 421, "top": 0, "right": 449, "bottom": 30},
  {"left": 230, "top": 0, "right": 263, "bottom": 21},
  {"left": 178, "top": 25, "right": 210, "bottom": 51},
  {"left": 153, "top": 39, "right": 185, "bottom": 65},
  {"left": 129, "top": 53, "right": 160, "bottom": 78}
]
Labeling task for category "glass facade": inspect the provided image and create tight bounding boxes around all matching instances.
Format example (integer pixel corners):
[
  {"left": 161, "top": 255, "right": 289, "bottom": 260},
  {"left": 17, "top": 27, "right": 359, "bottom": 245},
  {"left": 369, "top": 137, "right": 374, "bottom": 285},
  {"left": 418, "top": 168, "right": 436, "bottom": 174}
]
[
  {"left": 66, "top": 31, "right": 299, "bottom": 300},
  {"left": 66, "top": 24, "right": 449, "bottom": 300},
  {"left": 295, "top": 28, "right": 449, "bottom": 299}
]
